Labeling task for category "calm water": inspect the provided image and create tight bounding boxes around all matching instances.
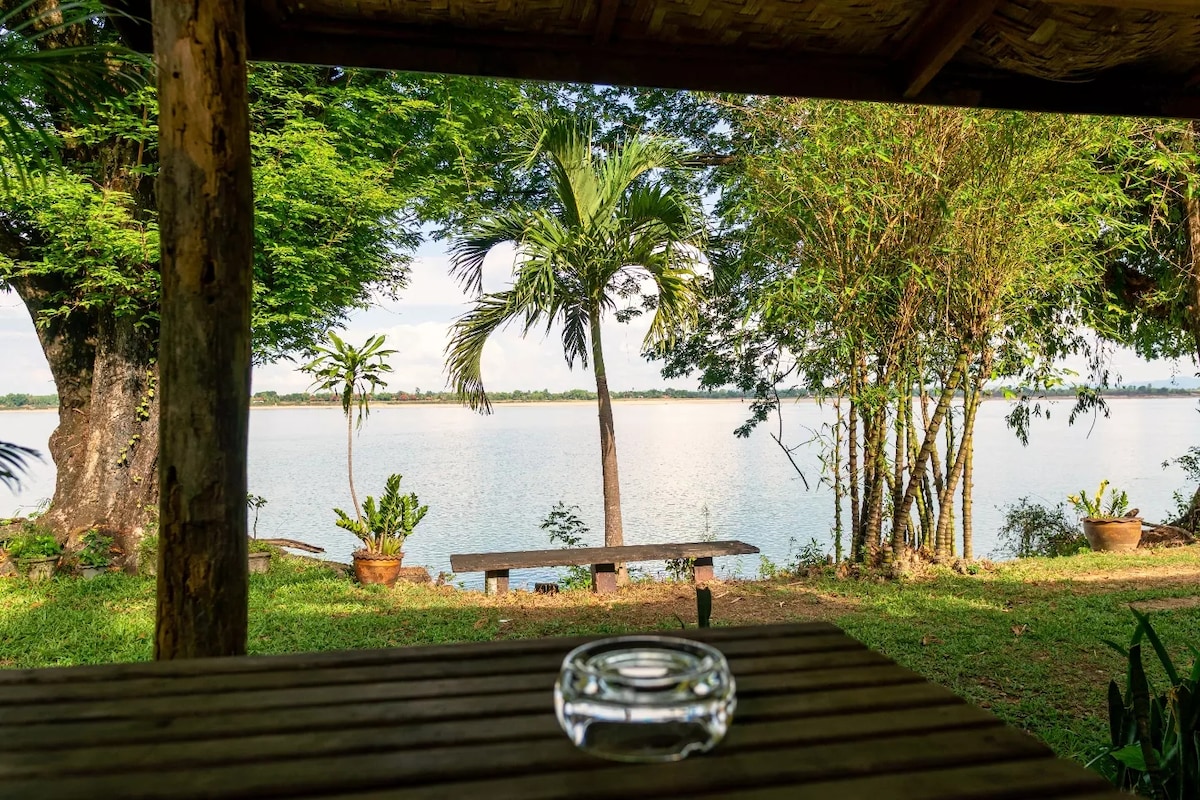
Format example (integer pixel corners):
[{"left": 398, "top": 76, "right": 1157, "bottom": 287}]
[{"left": 2, "top": 398, "right": 1196, "bottom": 588}]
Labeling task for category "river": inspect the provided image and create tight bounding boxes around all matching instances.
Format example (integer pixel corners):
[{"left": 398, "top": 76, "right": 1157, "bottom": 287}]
[{"left": 2, "top": 398, "right": 1195, "bottom": 588}]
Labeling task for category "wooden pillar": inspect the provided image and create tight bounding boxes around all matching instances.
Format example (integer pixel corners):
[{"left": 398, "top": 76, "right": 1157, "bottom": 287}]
[
  {"left": 692, "top": 556, "right": 714, "bottom": 584},
  {"left": 484, "top": 569, "right": 510, "bottom": 595},
  {"left": 591, "top": 563, "right": 618, "bottom": 594},
  {"left": 153, "top": 0, "right": 254, "bottom": 659}
]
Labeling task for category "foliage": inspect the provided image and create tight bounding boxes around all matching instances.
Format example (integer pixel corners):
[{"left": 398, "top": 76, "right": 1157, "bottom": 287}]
[
  {"left": 246, "top": 494, "right": 268, "bottom": 540},
  {"left": 301, "top": 332, "right": 396, "bottom": 429},
  {"left": 77, "top": 528, "right": 111, "bottom": 567},
  {"left": 335, "top": 474, "right": 428, "bottom": 556},
  {"left": 137, "top": 532, "right": 156, "bottom": 574},
  {"left": 1092, "top": 610, "right": 1200, "bottom": 799},
  {"left": 541, "top": 502, "right": 592, "bottom": 591},
  {"left": 6, "top": 530, "right": 62, "bottom": 559},
  {"left": 997, "top": 497, "right": 1088, "bottom": 558},
  {"left": 0, "top": 0, "right": 145, "bottom": 188},
  {"left": 790, "top": 538, "right": 832, "bottom": 573},
  {"left": 1068, "top": 480, "right": 1131, "bottom": 520},
  {"left": 446, "top": 116, "right": 706, "bottom": 412},
  {"left": 248, "top": 540, "right": 276, "bottom": 555},
  {"left": 0, "top": 440, "right": 39, "bottom": 492}
]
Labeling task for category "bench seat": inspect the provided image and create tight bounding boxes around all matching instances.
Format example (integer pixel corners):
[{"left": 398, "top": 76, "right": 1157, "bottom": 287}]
[{"left": 449, "top": 540, "right": 760, "bottom": 594}]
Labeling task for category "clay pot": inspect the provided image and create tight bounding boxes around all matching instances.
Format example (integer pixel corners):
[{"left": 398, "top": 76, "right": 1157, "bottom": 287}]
[
  {"left": 248, "top": 551, "right": 272, "bottom": 574},
  {"left": 19, "top": 556, "right": 57, "bottom": 582},
  {"left": 352, "top": 550, "right": 403, "bottom": 586},
  {"left": 1083, "top": 518, "right": 1143, "bottom": 552}
]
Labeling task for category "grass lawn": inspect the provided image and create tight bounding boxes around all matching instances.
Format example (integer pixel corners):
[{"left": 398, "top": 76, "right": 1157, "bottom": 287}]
[{"left": 2, "top": 547, "right": 1199, "bottom": 769}]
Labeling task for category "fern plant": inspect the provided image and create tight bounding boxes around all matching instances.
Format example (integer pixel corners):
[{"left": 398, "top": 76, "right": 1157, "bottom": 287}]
[
  {"left": 335, "top": 474, "right": 427, "bottom": 556},
  {"left": 1068, "top": 480, "right": 1131, "bottom": 520}
]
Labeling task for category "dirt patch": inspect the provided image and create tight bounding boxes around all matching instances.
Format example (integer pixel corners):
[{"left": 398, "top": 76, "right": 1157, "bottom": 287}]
[
  {"left": 1130, "top": 596, "right": 1200, "bottom": 612},
  {"left": 1066, "top": 566, "right": 1200, "bottom": 592}
]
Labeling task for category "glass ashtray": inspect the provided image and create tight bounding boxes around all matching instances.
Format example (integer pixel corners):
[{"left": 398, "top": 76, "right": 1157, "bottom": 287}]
[{"left": 554, "top": 635, "right": 737, "bottom": 762}]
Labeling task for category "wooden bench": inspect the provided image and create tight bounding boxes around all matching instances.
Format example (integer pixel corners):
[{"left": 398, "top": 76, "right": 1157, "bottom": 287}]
[{"left": 449, "top": 540, "right": 760, "bottom": 594}]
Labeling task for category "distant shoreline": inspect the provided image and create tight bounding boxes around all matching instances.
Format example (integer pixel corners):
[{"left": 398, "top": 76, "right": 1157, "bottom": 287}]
[{"left": 3, "top": 392, "right": 1197, "bottom": 413}]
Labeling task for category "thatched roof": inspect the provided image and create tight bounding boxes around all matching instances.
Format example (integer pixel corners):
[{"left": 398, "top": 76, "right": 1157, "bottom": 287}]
[{"left": 122, "top": 1, "right": 1200, "bottom": 117}]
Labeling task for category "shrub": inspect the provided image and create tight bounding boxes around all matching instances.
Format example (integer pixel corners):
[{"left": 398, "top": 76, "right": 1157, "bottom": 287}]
[
  {"left": 78, "top": 529, "right": 113, "bottom": 567},
  {"left": 996, "top": 497, "right": 1087, "bottom": 558},
  {"left": 541, "top": 502, "right": 592, "bottom": 591},
  {"left": 1091, "top": 610, "right": 1199, "bottom": 799},
  {"left": 5, "top": 529, "right": 62, "bottom": 559}
]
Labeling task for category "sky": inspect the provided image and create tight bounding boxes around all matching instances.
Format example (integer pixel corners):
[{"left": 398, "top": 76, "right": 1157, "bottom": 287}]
[{"left": 1, "top": 239, "right": 1196, "bottom": 395}]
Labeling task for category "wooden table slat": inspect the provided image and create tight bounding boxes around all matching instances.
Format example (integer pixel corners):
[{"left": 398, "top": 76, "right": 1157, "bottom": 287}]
[
  {"left": 0, "top": 621, "right": 837, "bottom": 685},
  {"left": 0, "top": 680, "right": 962, "bottom": 753},
  {"left": 0, "top": 723, "right": 1051, "bottom": 800},
  {"left": 695, "top": 757, "right": 1115, "bottom": 800},
  {"left": 0, "top": 631, "right": 866, "bottom": 704},
  {"left": 0, "top": 701, "right": 1002, "bottom": 781}
]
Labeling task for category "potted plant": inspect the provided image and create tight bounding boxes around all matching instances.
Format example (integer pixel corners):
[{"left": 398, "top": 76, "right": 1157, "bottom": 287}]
[
  {"left": 335, "top": 473, "right": 427, "bottom": 586},
  {"left": 1068, "top": 480, "right": 1142, "bottom": 552},
  {"left": 77, "top": 529, "right": 113, "bottom": 579},
  {"left": 246, "top": 493, "right": 272, "bottom": 574},
  {"left": 6, "top": 529, "right": 63, "bottom": 581}
]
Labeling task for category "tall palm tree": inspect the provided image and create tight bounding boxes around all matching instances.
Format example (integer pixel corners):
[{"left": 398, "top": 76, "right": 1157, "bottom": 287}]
[
  {"left": 301, "top": 332, "right": 396, "bottom": 523},
  {"left": 447, "top": 119, "right": 705, "bottom": 561}
]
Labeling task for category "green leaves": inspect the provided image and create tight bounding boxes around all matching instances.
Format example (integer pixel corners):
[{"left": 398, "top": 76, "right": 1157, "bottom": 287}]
[
  {"left": 301, "top": 332, "right": 396, "bottom": 427},
  {"left": 446, "top": 118, "right": 705, "bottom": 412},
  {"left": 334, "top": 474, "right": 428, "bottom": 555}
]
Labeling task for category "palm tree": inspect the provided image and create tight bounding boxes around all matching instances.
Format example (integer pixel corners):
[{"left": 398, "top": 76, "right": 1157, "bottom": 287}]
[
  {"left": 301, "top": 332, "right": 396, "bottom": 523},
  {"left": 446, "top": 119, "right": 705, "bottom": 562}
]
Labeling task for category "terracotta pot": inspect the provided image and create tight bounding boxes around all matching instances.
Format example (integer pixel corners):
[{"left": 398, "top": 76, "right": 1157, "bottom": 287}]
[
  {"left": 352, "top": 550, "right": 403, "bottom": 586},
  {"left": 1083, "top": 518, "right": 1143, "bottom": 552},
  {"left": 19, "top": 556, "right": 57, "bottom": 582},
  {"left": 248, "top": 551, "right": 272, "bottom": 574}
]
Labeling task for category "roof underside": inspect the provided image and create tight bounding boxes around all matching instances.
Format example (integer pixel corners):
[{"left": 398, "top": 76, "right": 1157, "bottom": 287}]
[{"left": 132, "top": 1, "right": 1200, "bottom": 117}]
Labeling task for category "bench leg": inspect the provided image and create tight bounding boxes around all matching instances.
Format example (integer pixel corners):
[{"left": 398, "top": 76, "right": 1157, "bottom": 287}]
[
  {"left": 485, "top": 569, "right": 509, "bottom": 595},
  {"left": 693, "top": 556, "right": 714, "bottom": 584},
  {"left": 591, "top": 563, "right": 618, "bottom": 594}
]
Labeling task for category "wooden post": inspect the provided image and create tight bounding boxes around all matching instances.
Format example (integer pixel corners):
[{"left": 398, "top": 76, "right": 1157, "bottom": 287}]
[
  {"left": 153, "top": 0, "right": 254, "bottom": 659},
  {"left": 591, "top": 563, "right": 618, "bottom": 594},
  {"left": 484, "top": 569, "right": 510, "bottom": 595},
  {"left": 692, "top": 556, "right": 714, "bottom": 584}
]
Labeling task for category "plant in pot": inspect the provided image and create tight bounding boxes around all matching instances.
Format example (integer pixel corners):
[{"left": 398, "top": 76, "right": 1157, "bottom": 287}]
[
  {"left": 6, "top": 528, "right": 63, "bottom": 581},
  {"left": 246, "top": 493, "right": 272, "bottom": 574},
  {"left": 1068, "top": 480, "right": 1142, "bottom": 552},
  {"left": 335, "top": 473, "right": 427, "bottom": 586},
  {"left": 77, "top": 529, "right": 113, "bottom": 579}
]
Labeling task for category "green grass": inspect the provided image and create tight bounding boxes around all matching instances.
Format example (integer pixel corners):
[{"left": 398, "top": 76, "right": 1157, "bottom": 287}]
[{"left": 2, "top": 548, "right": 1199, "bottom": 770}]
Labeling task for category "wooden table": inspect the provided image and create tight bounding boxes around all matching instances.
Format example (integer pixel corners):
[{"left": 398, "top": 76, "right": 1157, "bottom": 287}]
[{"left": 0, "top": 622, "right": 1120, "bottom": 799}]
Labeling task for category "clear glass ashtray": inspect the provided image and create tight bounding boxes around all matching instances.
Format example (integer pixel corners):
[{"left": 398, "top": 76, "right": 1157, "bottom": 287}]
[{"left": 554, "top": 635, "right": 737, "bottom": 762}]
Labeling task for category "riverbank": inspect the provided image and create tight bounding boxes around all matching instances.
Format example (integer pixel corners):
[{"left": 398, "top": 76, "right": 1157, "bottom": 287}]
[{"left": 2, "top": 547, "right": 1197, "bottom": 769}]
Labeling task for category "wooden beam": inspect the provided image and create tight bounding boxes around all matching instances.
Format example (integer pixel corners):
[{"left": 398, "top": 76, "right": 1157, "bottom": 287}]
[
  {"left": 592, "top": 0, "right": 621, "bottom": 45},
  {"left": 239, "top": 20, "right": 1200, "bottom": 120},
  {"left": 153, "top": 0, "right": 254, "bottom": 659},
  {"left": 1039, "top": 0, "right": 1200, "bottom": 10},
  {"left": 900, "top": 0, "right": 1000, "bottom": 99}
]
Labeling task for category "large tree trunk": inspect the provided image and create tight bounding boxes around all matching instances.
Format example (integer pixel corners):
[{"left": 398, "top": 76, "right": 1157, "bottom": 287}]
[
  {"left": 153, "top": 0, "right": 254, "bottom": 660},
  {"left": 9, "top": 275, "right": 159, "bottom": 565},
  {"left": 589, "top": 308, "right": 626, "bottom": 579}
]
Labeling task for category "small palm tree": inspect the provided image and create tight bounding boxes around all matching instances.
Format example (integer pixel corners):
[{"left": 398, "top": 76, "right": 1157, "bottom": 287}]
[
  {"left": 301, "top": 332, "right": 396, "bottom": 522},
  {"left": 447, "top": 118, "right": 705, "bottom": 560}
]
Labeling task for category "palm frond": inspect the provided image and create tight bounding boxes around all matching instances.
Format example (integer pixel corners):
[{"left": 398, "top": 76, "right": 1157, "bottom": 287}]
[
  {"left": 0, "top": 0, "right": 148, "bottom": 189},
  {"left": 0, "top": 441, "right": 41, "bottom": 493},
  {"left": 449, "top": 209, "right": 528, "bottom": 295},
  {"left": 445, "top": 291, "right": 527, "bottom": 413}
]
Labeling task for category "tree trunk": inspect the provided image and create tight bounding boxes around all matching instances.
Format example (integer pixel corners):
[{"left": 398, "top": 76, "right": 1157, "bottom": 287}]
[
  {"left": 1186, "top": 120, "right": 1200, "bottom": 362},
  {"left": 962, "top": 387, "right": 980, "bottom": 560},
  {"left": 347, "top": 408, "right": 362, "bottom": 523},
  {"left": 848, "top": 392, "right": 860, "bottom": 557},
  {"left": 833, "top": 395, "right": 844, "bottom": 563},
  {"left": 589, "top": 307, "right": 626, "bottom": 581},
  {"left": 935, "top": 390, "right": 971, "bottom": 558},
  {"left": 153, "top": 0, "right": 254, "bottom": 660},
  {"left": 9, "top": 276, "right": 159, "bottom": 564},
  {"left": 891, "top": 390, "right": 906, "bottom": 547},
  {"left": 893, "top": 345, "right": 970, "bottom": 551}
]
